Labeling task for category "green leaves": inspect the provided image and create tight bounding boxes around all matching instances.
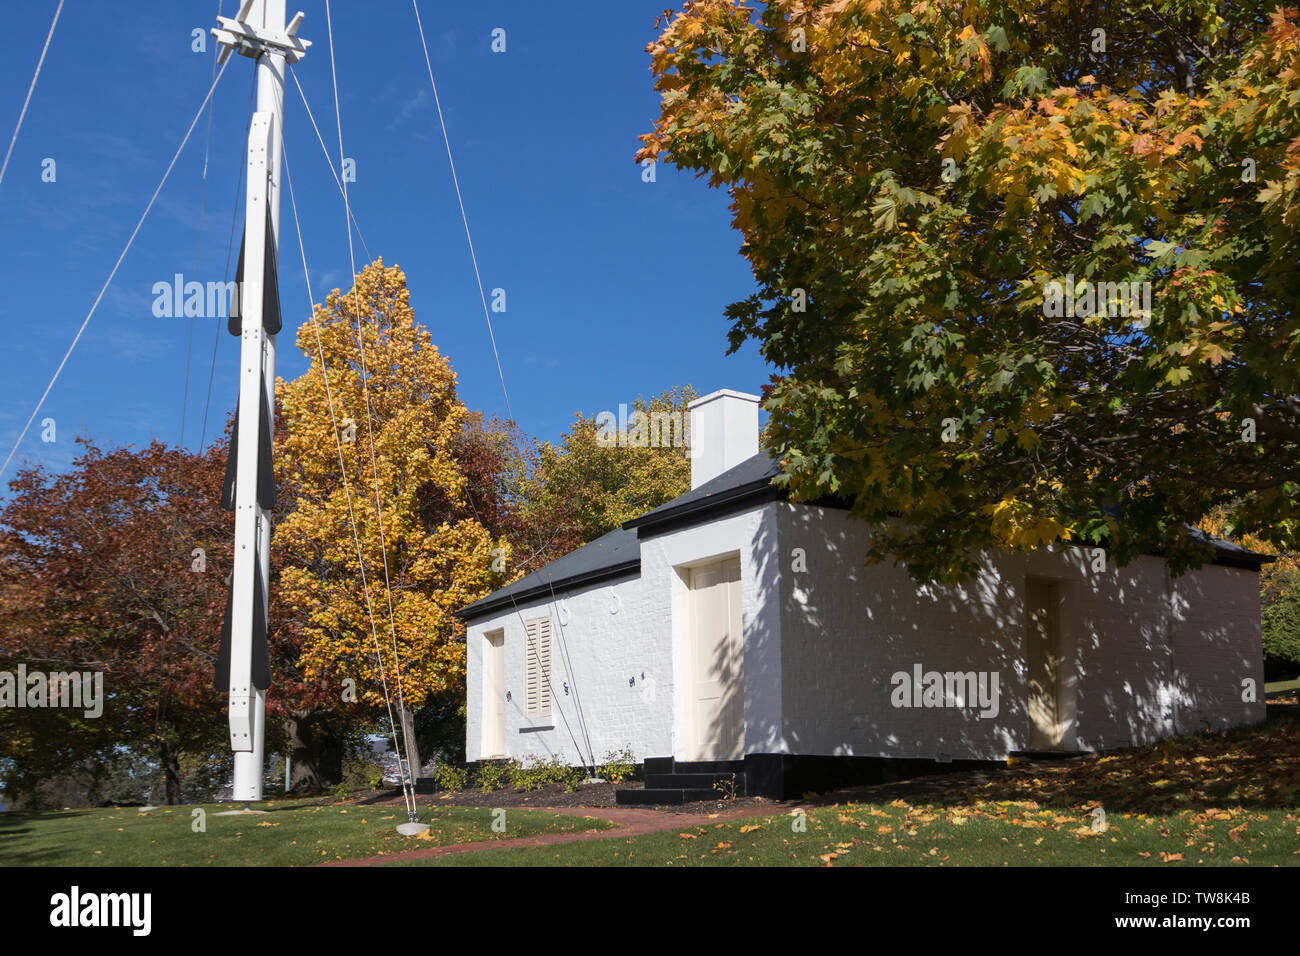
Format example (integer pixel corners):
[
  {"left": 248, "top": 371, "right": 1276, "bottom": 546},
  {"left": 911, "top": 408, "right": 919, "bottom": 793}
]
[
  {"left": 871, "top": 194, "right": 898, "bottom": 232},
  {"left": 642, "top": 0, "right": 1300, "bottom": 581},
  {"left": 985, "top": 24, "right": 1011, "bottom": 53},
  {"left": 1077, "top": 192, "right": 1109, "bottom": 221},
  {"left": 1004, "top": 65, "right": 1049, "bottom": 98}
]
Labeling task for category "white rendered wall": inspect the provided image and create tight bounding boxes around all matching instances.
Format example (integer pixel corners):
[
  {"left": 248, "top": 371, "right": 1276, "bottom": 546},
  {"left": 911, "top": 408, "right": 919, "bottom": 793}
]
[
  {"left": 636, "top": 502, "right": 784, "bottom": 761},
  {"left": 464, "top": 500, "right": 1264, "bottom": 767},
  {"left": 1168, "top": 563, "right": 1266, "bottom": 732},
  {"left": 776, "top": 503, "right": 1265, "bottom": 760},
  {"left": 463, "top": 571, "right": 670, "bottom": 766},
  {"left": 464, "top": 501, "right": 785, "bottom": 767},
  {"left": 688, "top": 390, "right": 761, "bottom": 489}
]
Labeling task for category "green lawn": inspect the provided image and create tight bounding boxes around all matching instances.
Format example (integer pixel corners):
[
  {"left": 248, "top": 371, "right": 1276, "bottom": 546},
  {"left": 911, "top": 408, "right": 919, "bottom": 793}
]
[
  {"left": 9, "top": 713, "right": 1299, "bottom": 868},
  {"left": 0, "top": 800, "right": 613, "bottom": 866},
  {"left": 1265, "top": 678, "right": 1300, "bottom": 698},
  {"left": 402, "top": 800, "right": 1300, "bottom": 866},
  {"left": 407, "top": 712, "right": 1300, "bottom": 867}
]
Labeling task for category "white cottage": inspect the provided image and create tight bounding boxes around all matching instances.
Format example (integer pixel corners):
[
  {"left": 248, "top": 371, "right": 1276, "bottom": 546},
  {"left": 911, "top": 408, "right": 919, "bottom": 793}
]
[{"left": 457, "top": 389, "right": 1268, "bottom": 802}]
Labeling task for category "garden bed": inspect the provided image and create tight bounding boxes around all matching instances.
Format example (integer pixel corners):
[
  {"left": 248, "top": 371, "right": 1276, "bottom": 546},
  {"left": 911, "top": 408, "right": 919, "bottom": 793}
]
[{"left": 352, "top": 779, "right": 774, "bottom": 814}]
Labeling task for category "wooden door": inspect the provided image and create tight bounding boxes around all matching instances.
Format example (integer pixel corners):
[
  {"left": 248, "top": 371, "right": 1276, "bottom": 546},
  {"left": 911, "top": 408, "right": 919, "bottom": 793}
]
[
  {"left": 686, "top": 556, "right": 744, "bottom": 760},
  {"left": 1026, "top": 580, "right": 1063, "bottom": 750},
  {"left": 483, "top": 630, "right": 505, "bottom": 757}
]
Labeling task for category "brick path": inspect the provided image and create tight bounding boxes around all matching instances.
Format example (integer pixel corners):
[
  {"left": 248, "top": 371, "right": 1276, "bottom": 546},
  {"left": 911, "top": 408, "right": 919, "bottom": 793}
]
[{"left": 316, "top": 802, "right": 790, "bottom": 867}]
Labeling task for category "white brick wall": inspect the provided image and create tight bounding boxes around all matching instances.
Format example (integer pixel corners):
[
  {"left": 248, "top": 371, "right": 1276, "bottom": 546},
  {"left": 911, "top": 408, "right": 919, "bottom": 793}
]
[
  {"left": 776, "top": 503, "right": 1266, "bottom": 759},
  {"left": 464, "top": 499, "right": 1265, "bottom": 766},
  {"left": 463, "top": 502, "right": 780, "bottom": 766},
  {"left": 1170, "top": 563, "right": 1266, "bottom": 733},
  {"left": 637, "top": 504, "right": 783, "bottom": 759},
  {"left": 464, "top": 571, "right": 671, "bottom": 766}
]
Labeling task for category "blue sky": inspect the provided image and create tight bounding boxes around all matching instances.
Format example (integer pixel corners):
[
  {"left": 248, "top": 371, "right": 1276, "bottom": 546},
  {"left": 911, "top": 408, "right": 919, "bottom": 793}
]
[{"left": 0, "top": 1, "right": 770, "bottom": 490}]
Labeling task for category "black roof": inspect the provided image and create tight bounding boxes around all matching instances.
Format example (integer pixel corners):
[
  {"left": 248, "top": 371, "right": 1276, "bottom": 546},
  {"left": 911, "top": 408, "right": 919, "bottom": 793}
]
[
  {"left": 456, "top": 451, "right": 1269, "bottom": 620},
  {"left": 456, "top": 526, "right": 641, "bottom": 620},
  {"left": 1189, "top": 526, "right": 1272, "bottom": 569},
  {"left": 623, "top": 452, "right": 783, "bottom": 534}
]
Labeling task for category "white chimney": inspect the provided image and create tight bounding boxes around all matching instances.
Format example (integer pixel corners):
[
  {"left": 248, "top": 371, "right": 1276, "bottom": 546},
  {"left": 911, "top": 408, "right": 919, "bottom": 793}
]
[{"left": 688, "top": 389, "right": 760, "bottom": 489}]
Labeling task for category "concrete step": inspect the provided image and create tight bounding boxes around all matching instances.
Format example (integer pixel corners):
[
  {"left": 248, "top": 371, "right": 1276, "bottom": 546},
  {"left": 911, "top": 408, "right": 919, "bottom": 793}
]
[
  {"left": 615, "top": 787, "right": 720, "bottom": 806},
  {"left": 671, "top": 759, "right": 746, "bottom": 774},
  {"left": 646, "top": 772, "right": 745, "bottom": 795}
]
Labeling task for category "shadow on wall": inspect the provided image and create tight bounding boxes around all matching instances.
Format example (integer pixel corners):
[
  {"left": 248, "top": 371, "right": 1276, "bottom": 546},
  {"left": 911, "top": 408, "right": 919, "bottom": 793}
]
[{"left": 719, "top": 505, "right": 1263, "bottom": 769}]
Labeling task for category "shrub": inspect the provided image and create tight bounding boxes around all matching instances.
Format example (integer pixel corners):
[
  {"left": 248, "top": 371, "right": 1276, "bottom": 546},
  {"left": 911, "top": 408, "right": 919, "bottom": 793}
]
[
  {"left": 476, "top": 759, "right": 514, "bottom": 792},
  {"left": 432, "top": 762, "right": 468, "bottom": 794},
  {"left": 559, "top": 763, "right": 584, "bottom": 793},
  {"left": 713, "top": 773, "right": 738, "bottom": 801},
  {"left": 1263, "top": 587, "right": 1300, "bottom": 682},
  {"left": 509, "top": 755, "right": 582, "bottom": 791},
  {"left": 597, "top": 747, "right": 636, "bottom": 783},
  {"left": 341, "top": 752, "right": 386, "bottom": 792},
  {"left": 331, "top": 781, "right": 351, "bottom": 801},
  {"left": 507, "top": 757, "right": 533, "bottom": 791}
]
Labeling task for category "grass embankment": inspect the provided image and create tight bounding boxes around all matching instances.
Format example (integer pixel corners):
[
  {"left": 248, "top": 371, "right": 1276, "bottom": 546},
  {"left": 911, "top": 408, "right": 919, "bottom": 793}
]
[
  {"left": 411, "top": 710, "right": 1300, "bottom": 866},
  {"left": 0, "top": 800, "right": 613, "bottom": 866}
]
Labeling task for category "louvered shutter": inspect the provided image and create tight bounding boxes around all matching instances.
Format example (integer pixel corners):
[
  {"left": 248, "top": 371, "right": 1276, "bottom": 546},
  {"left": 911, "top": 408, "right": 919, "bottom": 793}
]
[{"left": 524, "top": 617, "right": 552, "bottom": 718}]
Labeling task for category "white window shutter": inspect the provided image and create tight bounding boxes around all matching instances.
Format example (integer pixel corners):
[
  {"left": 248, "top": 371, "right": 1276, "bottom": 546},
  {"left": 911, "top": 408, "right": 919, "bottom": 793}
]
[
  {"left": 524, "top": 617, "right": 552, "bottom": 718},
  {"left": 538, "top": 617, "right": 552, "bottom": 715}
]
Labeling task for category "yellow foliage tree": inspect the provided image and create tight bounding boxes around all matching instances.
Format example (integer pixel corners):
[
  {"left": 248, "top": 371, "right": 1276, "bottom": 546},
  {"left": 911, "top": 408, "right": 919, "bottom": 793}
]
[
  {"left": 1197, "top": 508, "right": 1297, "bottom": 605},
  {"left": 274, "top": 260, "right": 506, "bottom": 774}
]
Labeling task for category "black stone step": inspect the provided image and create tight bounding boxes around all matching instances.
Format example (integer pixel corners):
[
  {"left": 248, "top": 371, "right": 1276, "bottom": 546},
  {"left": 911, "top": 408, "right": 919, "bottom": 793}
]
[
  {"left": 642, "top": 756, "right": 674, "bottom": 775},
  {"left": 670, "top": 759, "right": 746, "bottom": 774},
  {"left": 1008, "top": 750, "right": 1080, "bottom": 762},
  {"left": 414, "top": 777, "right": 437, "bottom": 794},
  {"left": 616, "top": 787, "right": 721, "bottom": 806},
  {"left": 646, "top": 772, "right": 745, "bottom": 793}
]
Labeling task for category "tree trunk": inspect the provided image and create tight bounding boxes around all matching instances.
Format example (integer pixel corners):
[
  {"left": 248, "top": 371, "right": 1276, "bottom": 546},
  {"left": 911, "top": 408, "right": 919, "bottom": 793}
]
[
  {"left": 1173, "top": 45, "right": 1196, "bottom": 96},
  {"left": 284, "top": 712, "right": 319, "bottom": 792},
  {"left": 158, "top": 741, "right": 181, "bottom": 805},
  {"left": 397, "top": 700, "right": 421, "bottom": 784},
  {"left": 283, "top": 709, "right": 344, "bottom": 793}
]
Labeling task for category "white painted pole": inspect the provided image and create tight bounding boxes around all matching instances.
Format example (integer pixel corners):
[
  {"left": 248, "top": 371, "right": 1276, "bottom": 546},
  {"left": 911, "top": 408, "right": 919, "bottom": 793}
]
[
  {"left": 228, "top": 109, "right": 270, "bottom": 801},
  {"left": 230, "top": 0, "right": 287, "bottom": 802}
]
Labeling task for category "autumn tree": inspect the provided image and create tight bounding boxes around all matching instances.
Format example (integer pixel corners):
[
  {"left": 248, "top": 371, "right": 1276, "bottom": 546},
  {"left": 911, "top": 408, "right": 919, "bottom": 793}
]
[
  {"left": 639, "top": 0, "right": 1300, "bottom": 582},
  {"left": 0, "top": 440, "right": 230, "bottom": 805},
  {"left": 0, "top": 434, "right": 352, "bottom": 803},
  {"left": 517, "top": 385, "right": 697, "bottom": 561},
  {"left": 452, "top": 411, "right": 533, "bottom": 563},
  {"left": 275, "top": 260, "right": 505, "bottom": 779}
]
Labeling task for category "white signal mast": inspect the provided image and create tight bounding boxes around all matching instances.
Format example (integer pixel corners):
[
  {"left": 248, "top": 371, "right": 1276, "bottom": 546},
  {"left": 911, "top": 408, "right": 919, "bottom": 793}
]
[{"left": 211, "top": 0, "right": 309, "bottom": 802}]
